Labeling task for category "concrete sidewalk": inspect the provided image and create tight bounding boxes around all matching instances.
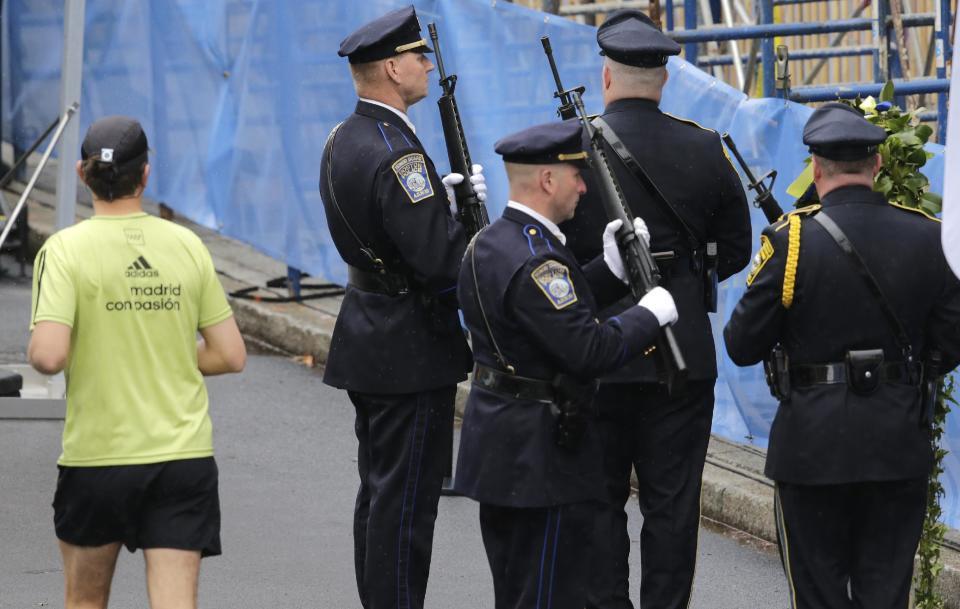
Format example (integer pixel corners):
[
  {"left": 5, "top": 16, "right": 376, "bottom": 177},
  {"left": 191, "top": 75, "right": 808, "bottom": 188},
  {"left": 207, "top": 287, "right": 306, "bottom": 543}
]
[{"left": 8, "top": 177, "right": 960, "bottom": 605}]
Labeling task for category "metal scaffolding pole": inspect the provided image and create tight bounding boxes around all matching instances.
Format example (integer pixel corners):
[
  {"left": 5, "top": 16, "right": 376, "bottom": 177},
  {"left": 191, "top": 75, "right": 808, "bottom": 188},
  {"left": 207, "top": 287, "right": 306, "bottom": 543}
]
[
  {"left": 760, "top": 0, "right": 776, "bottom": 96},
  {"left": 685, "top": 0, "right": 699, "bottom": 64},
  {"left": 55, "top": 0, "right": 84, "bottom": 230},
  {"left": 935, "top": 0, "right": 952, "bottom": 141},
  {"left": 789, "top": 76, "right": 949, "bottom": 101},
  {"left": 668, "top": 13, "right": 935, "bottom": 42},
  {"left": 699, "top": 44, "right": 874, "bottom": 66}
]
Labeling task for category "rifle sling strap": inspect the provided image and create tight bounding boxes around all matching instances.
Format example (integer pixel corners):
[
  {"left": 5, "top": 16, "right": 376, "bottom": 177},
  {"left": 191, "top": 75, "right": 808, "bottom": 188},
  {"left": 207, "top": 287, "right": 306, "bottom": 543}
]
[
  {"left": 467, "top": 229, "right": 515, "bottom": 374},
  {"left": 812, "top": 212, "right": 913, "bottom": 357},
  {"left": 323, "top": 122, "right": 385, "bottom": 272},
  {"left": 592, "top": 116, "right": 700, "bottom": 252}
]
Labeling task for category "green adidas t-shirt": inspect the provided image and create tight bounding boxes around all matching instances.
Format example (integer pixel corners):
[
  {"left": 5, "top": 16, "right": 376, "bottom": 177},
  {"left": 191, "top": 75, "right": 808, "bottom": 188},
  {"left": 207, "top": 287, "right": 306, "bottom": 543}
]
[{"left": 30, "top": 212, "right": 234, "bottom": 466}]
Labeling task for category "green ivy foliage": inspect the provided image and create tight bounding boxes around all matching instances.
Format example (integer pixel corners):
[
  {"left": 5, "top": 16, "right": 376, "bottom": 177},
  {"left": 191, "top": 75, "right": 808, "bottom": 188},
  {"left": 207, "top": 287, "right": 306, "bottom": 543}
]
[
  {"left": 915, "top": 375, "right": 956, "bottom": 609},
  {"left": 795, "top": 80, "right": 939, "bottom": 217}
]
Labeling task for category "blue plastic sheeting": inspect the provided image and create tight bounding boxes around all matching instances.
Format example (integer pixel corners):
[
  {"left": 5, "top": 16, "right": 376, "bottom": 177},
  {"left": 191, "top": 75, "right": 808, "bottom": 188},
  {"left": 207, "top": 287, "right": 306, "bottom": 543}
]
[{"left": 4, "top": 0, "right": 957, "bottom": 524}]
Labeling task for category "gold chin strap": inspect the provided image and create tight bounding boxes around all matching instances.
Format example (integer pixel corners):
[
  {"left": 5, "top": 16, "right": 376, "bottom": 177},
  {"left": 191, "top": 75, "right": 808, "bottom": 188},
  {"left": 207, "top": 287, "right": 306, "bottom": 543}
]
[
  {"left": 395, "top": 39, "right": 427, "bottom": 53},
  {"left": 557, "top": 152, "right": 587, "bottom": 161},
  {"left": 782, "top": 214, "right": 801, "bottom": 308}
]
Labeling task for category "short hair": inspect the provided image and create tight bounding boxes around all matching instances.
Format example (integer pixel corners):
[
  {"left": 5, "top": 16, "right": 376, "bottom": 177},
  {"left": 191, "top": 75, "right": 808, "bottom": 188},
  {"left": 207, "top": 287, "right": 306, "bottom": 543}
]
[
  {"left": 349, "top": 60, "right": 385, "bottom": 94},
  {"left": 604, "top": 56, "right": 667, "bottom": 93},
  {"left": 814, "top": 154, "right": 877, "bottom": 177},
  {"left": 80, "top": 156, "right": 146, "bottom": 201}
]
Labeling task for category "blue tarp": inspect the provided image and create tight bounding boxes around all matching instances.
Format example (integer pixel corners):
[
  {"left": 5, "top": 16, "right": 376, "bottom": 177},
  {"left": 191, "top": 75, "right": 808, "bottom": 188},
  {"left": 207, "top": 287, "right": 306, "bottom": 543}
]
[{"left": 4, "top": 0, "right": 957, "bottom": 524}]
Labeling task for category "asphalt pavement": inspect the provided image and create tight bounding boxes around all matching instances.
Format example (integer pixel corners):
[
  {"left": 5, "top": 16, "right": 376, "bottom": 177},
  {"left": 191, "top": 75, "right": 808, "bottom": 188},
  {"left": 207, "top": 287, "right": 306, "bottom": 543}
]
[{"left": 0, "top": 272, "right": 790, "bottom": 608}]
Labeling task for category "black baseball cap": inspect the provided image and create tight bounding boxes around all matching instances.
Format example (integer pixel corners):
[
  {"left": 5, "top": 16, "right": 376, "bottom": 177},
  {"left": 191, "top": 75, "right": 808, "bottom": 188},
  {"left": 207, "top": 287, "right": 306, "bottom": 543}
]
[{"left": 81, "top": 116, "right": 149, "bottom": 170}]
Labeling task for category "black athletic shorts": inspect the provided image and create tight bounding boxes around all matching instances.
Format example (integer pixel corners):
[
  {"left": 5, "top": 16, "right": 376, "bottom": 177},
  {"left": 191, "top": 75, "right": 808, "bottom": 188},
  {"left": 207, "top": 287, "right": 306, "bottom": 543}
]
[{"left": 53, "top": 456, "right": 221, "bottom": 557}]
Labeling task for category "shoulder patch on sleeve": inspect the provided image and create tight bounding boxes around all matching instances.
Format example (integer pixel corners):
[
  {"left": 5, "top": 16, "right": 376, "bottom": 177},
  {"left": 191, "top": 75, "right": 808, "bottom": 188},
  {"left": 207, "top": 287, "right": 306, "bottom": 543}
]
[
  {"left": 746, "top": 234, "right": 775, "bottom": 286},
  {"left": 391, "top": 153, "right": 434, "bottom": 204},
  {"left": 530, "top": 260, "right": 578, "bottom": 310}
]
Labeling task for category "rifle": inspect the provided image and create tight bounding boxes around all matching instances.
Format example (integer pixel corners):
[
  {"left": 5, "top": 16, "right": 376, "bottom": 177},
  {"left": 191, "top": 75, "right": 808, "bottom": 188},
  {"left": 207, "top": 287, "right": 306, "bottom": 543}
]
[
  {"left": 721, "top": 133, "right": 784, "bottom": 224},
  {"left": 427, "top": 23, "right": 489, "bottom": 239},
  {"left": 541, "top": 36, "right": 688, "bottom": 395}
]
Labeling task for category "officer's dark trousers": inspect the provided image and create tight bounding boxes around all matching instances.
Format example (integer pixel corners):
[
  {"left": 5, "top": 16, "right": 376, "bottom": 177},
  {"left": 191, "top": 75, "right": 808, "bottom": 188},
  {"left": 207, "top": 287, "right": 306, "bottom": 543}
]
[
  {"left": 774, "top": 479, "right": 927, "bottom": 609},
  {"left": 586, "top": 380, "right": 715, "bottom": 609},
  {"left": 479, "top": 501, "right": 597, "bottom": 609},
  {"left": 348, "top": 386, "right": 456, "bottom": 609}
]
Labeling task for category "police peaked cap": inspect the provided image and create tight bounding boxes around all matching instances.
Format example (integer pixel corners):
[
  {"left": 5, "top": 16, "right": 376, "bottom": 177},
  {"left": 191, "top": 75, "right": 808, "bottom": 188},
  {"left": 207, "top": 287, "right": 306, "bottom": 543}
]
[
  {"left": 81, "top": 115, "right": 148, "bottom": 170},
  {"left": 803, "top": 102, "right": 888, "bottom": 161},
  {"left": 597, "top": 9, "right": 680, "bottom": 68},
  {"left": 495, "top": 119, "right": 588, "bottom": 166},
  {"left": 338, "top": 6, "right": 433, "bottom": 65}
]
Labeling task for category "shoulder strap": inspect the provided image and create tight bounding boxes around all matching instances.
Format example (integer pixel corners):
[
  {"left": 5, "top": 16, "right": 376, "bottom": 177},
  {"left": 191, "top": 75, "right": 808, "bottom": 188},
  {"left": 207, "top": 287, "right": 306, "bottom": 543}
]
[
  {"left": 323, "top": 122, "right": 385, "bottom": 272},
  {"left": 812, "top": 212, "right": 914, "bottom": 359},
  {"left": 592, "top": 116, "right": 700, "bottom": 250},
  {"left": 467, "top": 229, "right": 515, "bottom": 374}
]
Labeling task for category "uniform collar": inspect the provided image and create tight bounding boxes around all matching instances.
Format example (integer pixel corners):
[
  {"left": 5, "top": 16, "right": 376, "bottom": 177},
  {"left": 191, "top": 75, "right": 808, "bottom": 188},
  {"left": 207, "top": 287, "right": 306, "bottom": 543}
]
[
  {"left": 819, "top": 184, "right": 887, "bottom": 208},
  {"left": 357, "top": 98, "right": 416, "bottom": 134},
  {"left": 604, "top": 97, "right": 661, "bottom": 115},
  {"left": 505, "top": 201, "right": 567, "bottom": 245}
]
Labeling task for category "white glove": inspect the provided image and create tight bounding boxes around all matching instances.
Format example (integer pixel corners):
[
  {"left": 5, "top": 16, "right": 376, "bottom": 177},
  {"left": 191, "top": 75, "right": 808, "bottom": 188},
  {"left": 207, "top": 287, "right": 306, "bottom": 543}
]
[
  {"left": 632, "top": 216, "right": 650, "bottom": 246},
  {"left": 602, "top": 217, "right": 651, "bottom": 284},
  {"left": 442, "top": 172, "right": 463, "bottom": 215},
  {"left": 469, "top": 164, "right": 487, "bottom": 203},
  {"left": 638, "top": 286, "right": 678, "bottom": 327},
  {"left": 442, "top": 164, "right": 487, "bottom": 216},
  {"left": 603, "top": 219, "right": 627, "bottom": 283}
]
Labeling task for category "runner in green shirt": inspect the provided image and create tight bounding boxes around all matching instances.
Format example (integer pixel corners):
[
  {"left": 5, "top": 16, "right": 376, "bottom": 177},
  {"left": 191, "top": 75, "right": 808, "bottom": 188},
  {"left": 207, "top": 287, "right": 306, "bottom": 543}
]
[{"left": 28, "top": 116, "right": 246, "bottom": 609}]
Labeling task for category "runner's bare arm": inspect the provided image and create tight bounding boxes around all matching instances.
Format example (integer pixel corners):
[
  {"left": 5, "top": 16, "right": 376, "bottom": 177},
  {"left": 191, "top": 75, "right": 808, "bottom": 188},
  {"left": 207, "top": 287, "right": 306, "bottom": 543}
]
[
  {"left": 197, "top": 316, "right": 246, "bottom": 375},
  {"left": 28, "top": 321, "right": 72, "bottom": 375}
]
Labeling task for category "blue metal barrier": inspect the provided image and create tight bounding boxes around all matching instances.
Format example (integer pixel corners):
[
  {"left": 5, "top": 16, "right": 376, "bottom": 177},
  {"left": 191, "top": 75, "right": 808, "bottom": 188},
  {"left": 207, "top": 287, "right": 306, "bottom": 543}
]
[
  {"left": 670, "top": 14, "right": 935, "bottom": 43},
  {"left": 790, "top": 77, "right": 951, "bottom": 101}
]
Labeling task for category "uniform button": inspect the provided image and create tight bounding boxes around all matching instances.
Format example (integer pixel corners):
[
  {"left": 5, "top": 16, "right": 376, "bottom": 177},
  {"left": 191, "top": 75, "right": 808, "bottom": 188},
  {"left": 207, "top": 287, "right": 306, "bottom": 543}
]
[{"left": 865, "top": 371, "right": 873, "bottom": 378}]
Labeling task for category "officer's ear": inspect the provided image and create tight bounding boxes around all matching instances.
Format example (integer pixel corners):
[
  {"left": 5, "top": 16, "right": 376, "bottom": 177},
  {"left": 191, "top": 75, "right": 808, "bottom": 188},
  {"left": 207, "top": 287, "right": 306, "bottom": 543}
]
[
  {"left": 871, "top": 153, "right": 882, "bottom": 176},
  {"left": 602, "top": 63, "right": 612, "bottom": 92},
  {"left": 539, "top": 167, "right": 557, "bottom": 196},
  {"left": 383, "top": 56, "right": 402, "bottom": 85},
  {"left": 811, "top": 156, "right": 823, "bottom": 183}
]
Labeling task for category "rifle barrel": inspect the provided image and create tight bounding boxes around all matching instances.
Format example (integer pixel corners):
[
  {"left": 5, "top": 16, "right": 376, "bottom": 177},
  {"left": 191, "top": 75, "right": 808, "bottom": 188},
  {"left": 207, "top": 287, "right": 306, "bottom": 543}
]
[
  {"left": 541, "top": 36, "right": 687, "bottom": 393},
  {"left": 427, "top": 24, "right": 447, "bottom": 80}
]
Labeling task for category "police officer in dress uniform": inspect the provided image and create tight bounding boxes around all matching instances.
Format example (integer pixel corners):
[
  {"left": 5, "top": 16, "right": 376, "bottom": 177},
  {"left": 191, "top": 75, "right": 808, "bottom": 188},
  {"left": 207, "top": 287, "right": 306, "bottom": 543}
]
[
  {"left": 318, "top": 7, "right": 486, "bottom": 609},
  {"left": 558, "top": 11, "right": 753, "bottom": 609},
  {"left": 724, "top": 103, "right": 960, "bottom": 609},
  {"left": 454, "top": 119, "right": 680, "bottom": 609}
]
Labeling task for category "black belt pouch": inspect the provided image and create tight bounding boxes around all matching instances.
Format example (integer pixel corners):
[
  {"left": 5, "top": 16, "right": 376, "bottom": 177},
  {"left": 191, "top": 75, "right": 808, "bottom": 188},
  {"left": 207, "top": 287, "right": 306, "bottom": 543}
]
[{"left": 846, "top": 349, "right": 884, "bottom": 395}]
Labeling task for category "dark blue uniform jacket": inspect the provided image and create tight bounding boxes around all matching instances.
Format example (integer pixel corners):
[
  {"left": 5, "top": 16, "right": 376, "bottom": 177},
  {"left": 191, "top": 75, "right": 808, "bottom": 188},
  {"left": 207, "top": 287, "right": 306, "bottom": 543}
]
[
  {"left": 454, "top": 206, "right": 662, "bottom": 507},
  {"left": 563, "top": 98, "right": 752, "bottom": 382},
  {"left": 319, "top": 101, "right": 471, "bottom": 394},
  {"left": 724, "top": 186, "right": 960, "bottom": 484}
]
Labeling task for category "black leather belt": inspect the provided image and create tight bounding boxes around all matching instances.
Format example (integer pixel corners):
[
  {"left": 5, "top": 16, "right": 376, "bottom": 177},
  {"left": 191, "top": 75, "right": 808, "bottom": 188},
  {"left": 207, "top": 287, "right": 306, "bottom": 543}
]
[
  {"left": 472, "top": 364, "right": 554, "bottom": 402},
  {"left": 347, "top": 265, "right": 410, "bottom": 296},
  {"left": 791, "top": 361, "right": 920, "bottom": 387}
]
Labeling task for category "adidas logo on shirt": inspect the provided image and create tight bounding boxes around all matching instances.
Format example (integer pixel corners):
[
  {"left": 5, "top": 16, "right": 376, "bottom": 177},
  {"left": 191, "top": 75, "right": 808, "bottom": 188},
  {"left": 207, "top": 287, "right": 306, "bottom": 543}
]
[{"left": 125, "top": 255, "right": 159, "bottom": 278}]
